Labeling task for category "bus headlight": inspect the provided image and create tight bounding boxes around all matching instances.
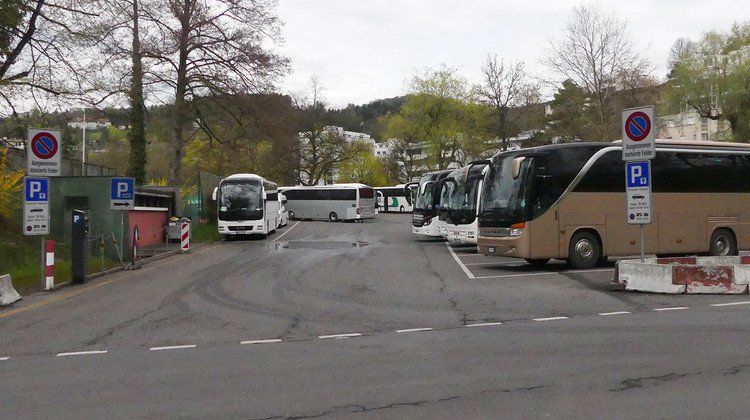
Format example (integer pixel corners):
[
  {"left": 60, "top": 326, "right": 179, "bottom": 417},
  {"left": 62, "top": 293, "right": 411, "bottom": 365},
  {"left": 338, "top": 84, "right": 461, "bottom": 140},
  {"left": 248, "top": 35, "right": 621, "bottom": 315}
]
[{"left": 509, "top": 222, "right": 526, "bottom": 237}]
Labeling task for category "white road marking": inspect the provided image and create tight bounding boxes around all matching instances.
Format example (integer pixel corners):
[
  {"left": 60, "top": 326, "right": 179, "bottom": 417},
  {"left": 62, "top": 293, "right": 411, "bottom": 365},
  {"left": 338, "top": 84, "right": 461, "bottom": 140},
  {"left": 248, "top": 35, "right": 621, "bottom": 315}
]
[
  {"left": 241, "top": 339, "right": 283, "bottom": 345},
  {"left": 466, "top": 322, "right": 503, "bottom": 327},
  {"left": 56, "top": 350, "right": 108, "bottom": 357},
  {"left": 464, "top": 262, "right": 526, "bottom": 267},
  {"left": 318, "top": 333, "right": 362, "bottom": 339},
  {"left": 0, "top": 357, "right": 9, "bottom": 361},
  {"left": 533, "top": 316, "right": 569, "bottom": 322},
  {"left": 273, "top": 221, "right": 301, "bottom": 242},
  {"left": 653, "top": 306, "right": 689, "bottom": 311},
  {"left": 710, "top": 301, "right": 750, "bottom": 307},
  {"left": 446, "top": 243, "right": 475, "bottom": 279},
  {"left": 149, "top": 344, "right": 197, "bottom": 351},
  {"left": 599, "top": 311, "right": 631, "bottom": 316},
  {"left": 474, "top": 268, "right": 615, "bottom": 279},
  {"left": 397, "top": 327, "right": 433, "bottom": 333}
]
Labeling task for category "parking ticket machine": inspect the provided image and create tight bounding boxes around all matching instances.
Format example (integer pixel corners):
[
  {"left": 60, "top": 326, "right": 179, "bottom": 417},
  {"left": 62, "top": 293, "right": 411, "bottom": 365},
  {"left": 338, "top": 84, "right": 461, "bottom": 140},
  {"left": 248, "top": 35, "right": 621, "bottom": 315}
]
[{"left": 71, "top": 209, "right": 89, "bottom": 284}]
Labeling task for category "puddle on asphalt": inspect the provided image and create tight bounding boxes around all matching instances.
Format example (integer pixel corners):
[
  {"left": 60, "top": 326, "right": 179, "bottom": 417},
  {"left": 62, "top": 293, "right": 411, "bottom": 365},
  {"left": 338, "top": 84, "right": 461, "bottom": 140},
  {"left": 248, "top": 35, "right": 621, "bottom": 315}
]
[{"left": 269, "top": 241, "right": 372, "bottom": 250}]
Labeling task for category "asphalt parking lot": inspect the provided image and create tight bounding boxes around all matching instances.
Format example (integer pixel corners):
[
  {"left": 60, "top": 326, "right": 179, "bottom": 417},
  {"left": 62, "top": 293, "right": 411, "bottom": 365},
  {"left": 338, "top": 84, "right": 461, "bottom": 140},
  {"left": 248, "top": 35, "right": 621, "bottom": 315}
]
[{"left": 3, "top": 212, "right": 750, "bottom": 418}]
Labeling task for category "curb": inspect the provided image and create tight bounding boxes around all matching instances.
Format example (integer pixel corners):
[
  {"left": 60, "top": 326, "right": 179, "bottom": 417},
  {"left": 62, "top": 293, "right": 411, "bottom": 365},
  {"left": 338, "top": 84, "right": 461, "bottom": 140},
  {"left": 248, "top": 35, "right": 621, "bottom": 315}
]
[{"left": 615, "top": 256, "right": 750, "bottom": 294}]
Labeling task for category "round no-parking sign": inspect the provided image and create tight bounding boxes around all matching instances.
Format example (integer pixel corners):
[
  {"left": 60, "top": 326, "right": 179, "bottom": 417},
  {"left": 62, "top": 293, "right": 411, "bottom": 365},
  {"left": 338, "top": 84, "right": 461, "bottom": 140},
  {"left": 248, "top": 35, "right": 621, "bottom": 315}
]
[
  {"left": 26, "top": 128, "right": 62, "bottom": 176},
  {"left": 31, "top": 132, "right": 59, "bottom": 159},
  {"left": 621, "top": 106, "right": 655, "bottom": 162}
]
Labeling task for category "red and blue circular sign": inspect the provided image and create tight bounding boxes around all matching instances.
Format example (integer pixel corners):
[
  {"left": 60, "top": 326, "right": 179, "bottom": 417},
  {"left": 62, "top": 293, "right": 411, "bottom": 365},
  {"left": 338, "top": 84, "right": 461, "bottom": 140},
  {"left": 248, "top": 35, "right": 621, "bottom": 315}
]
[
  {"left": 624, "top": 112, "right": 651, "bottom": 142},
  {"left": 30, "top": 132, "right": 59, "bottom": 159}
]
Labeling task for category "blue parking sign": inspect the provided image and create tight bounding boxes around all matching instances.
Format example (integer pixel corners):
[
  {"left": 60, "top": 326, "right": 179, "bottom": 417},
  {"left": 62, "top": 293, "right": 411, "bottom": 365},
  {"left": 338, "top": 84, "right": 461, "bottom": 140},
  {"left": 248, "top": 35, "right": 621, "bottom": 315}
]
[
  {"left": 25, "top": 177, "right": 49, "bottom": 202},
  {"left": 110, "top": 177, "right": 135, "bottom": 210},
  {"left": 626, "top": 161, "right": 650, "bottom": 188}
]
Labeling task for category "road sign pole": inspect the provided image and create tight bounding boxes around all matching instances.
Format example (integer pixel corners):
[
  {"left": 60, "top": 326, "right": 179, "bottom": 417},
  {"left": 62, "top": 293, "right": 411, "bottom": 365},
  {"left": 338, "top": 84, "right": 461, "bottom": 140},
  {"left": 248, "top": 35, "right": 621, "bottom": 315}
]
[
  {"left": 640, "top": 224, "right": 645, "bottom": 263},
  {"left": 40, "top": 236, "right": 45, "bottom": 290}
]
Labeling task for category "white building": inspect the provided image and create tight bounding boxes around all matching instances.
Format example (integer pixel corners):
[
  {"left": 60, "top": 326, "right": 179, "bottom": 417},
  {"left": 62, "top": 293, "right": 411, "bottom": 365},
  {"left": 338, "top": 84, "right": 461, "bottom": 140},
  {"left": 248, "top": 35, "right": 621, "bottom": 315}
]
[
  {"left": 68, "top": 117, "right": 112, "bottom": 131},
  {"left": 659, "top": 110, "right": 730, "bottom": 142},
  {"left": 1, "top": 137, "right": 25, "bottom": 149}
]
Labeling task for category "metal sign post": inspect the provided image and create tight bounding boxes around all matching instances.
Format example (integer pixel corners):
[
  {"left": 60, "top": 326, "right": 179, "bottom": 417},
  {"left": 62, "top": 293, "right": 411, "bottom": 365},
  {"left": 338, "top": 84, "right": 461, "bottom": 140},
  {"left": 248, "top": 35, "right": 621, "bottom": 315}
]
[{"left": 622, "top": 106, "right": 656, "bottom": 262}]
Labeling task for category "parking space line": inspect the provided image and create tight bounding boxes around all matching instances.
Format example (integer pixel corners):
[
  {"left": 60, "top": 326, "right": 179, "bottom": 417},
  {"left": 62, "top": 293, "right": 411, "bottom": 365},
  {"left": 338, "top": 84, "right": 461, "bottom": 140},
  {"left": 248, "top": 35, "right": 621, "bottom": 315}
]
[
  {"left": 466, "top": 322, "right": 503, "bottom": 327},
  {"left": 241, "top": 339, "right": 282, "bottom": 345},
  {"left": 474, "top": 268, "right": 614, "bottom": 279},
  {"left": 533, "top": 316, "right": 569, "bottom": 322},
  {"left": 397, "top": 327, "right": 433, "bottom": 333},
  {"left": 56, "top": 350, "right": 108, "bottom": 357},
  {"left": 709, "top": 301, "right": 750, "bottom": 307},
  {"left": 273, "top": 221, "right": 301, "bottom": 242},
  {"left": 464, "top": 262, "right": 525, "bottom": 267},
  {"left": 318, "top": 333, "right": 361, "bottom": 339},
  {"left": 0, "top": 357, "right": 9, "bottom": 361},
  {"left": 446, "top": 243, "right": 475, "bottom": 279},
  {"left": 653, "top": 307, "right": 688, "bottom": 311},
  {"left": 149, "top": 344, "right": 197, "bottom": 351},
  {"left": 599, "top": 311, "right": 631, "bottom": 316}
]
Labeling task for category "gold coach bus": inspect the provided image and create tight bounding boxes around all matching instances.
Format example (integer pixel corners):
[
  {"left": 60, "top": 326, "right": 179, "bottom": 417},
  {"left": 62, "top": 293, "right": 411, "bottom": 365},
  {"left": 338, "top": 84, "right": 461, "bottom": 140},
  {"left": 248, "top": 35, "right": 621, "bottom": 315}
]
[{"left": 477, "top": 140, "right": 750, "bottom": 269}]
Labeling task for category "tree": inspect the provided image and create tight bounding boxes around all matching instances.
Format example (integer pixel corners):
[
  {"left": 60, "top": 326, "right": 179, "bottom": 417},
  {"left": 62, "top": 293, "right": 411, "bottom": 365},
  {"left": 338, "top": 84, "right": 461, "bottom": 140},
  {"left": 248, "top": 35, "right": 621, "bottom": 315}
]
[
  {"left": 0, "top": 147, "right": 24, "bottom": 220},
  {"left": 294, "top": 78, "right": 369, "bottom": 185},
  {"left": 543, "top": 4, "right": 651, "bottom": 140},
  {"left": 667, "top": 23, "right": 750, "bottom": 141},
  {"left": 335, "top": 143, "right": 389, "bottom": 187},
  {"left": 474, "top": 54, "right": 538, "bottom": 150},
  {"left": 0, "top": 0, "right": 96, "bottom": 115},
  {"left": 142, "top": 0, "right": 288, "bottom": 184},
  {"left": 543, "top": 79, "right": 594, "bottom": 143}
]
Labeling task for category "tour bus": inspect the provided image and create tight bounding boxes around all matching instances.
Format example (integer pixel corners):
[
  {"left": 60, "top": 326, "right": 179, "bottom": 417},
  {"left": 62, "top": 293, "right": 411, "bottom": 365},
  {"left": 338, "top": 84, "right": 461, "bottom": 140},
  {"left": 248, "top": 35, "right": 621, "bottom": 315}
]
[
  {"left": 440, "top": 162, "right": 490, "bottom": 245},
  {"left": 212, "top": 173, "right": 281, "bottom": 238},
  {"left": 406, "top": 170, "right": 453, "bottom": 237},
  {"left": 477, "top": 140, "right": 750, "bottom": 269},
  {"left": 280, "top": 183, "right": 377, "bottom": 222},
  {"left": 267, "top": 190, "right": 289, "bottom": 228},
  {"left": 376, "top": 185, "right": 415, "bottom": 213}
]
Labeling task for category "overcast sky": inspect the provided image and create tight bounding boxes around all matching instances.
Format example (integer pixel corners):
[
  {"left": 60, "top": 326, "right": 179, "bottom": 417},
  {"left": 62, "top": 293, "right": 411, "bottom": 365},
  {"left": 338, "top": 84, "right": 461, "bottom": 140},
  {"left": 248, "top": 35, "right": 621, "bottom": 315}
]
[{"left": 276, "top": 0, "right": 747, "bottom": 107}]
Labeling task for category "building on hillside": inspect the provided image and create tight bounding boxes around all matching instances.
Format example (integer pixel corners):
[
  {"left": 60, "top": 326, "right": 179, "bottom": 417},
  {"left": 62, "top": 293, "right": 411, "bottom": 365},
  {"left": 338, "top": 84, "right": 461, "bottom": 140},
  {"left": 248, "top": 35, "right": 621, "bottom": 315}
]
[
  {"left": 1, "top": 137, "right": 25, "bottom": 149},
  {"left": 68, "top": 117, "right": 112, "bottom": 131},
  {"left": 659, "top": 109, "right": 731, "bottom": 142}
]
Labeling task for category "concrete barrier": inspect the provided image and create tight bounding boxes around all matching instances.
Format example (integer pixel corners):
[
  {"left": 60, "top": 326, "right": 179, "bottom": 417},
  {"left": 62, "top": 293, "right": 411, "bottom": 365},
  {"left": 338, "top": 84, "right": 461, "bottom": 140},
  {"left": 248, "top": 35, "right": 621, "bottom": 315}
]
[
  {"left": 618, "top": 261, "right": 686, "bottom": 294},
  {"left": 0, "top": 274, "right": 21, "bottom": 306},
  {"left": 615, "top": 256, "right": 750, "bottom": 294}
]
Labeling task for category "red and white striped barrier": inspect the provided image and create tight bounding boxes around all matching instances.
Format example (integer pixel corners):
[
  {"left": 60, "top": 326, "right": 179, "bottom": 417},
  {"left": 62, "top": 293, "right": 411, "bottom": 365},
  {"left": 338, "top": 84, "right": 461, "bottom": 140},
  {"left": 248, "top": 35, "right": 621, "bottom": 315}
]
[
  {"left": 180, "top": 222, "right": 190, "bottom": 253},
  {"left": 616, "top": 256, "right": 750, "bottom": 294},
  {"left": 45, "top": 239, "right": 55, "bottom": 291}
]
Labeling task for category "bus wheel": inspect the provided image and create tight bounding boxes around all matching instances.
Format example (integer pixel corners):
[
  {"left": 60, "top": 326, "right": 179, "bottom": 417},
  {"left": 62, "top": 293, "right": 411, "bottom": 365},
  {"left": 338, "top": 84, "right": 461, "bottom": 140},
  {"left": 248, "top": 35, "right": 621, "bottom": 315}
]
[
  {"left": 568, "top": 231, "right": 601, "bottom": 269},
  {"left": 525, "top": 258, "right": 550, "bottom": 268},
  {"left": 289, "top": 211, "right": 295, "bottom": 219},
  {"left": 400, "top": 205, "right": 405, "bottom": 213},
  {"left": 709, "top": 228, "right": 737, "bottom": 256},
  {"left": 329, "top": 212, "right": 339, "bottom": 222}
]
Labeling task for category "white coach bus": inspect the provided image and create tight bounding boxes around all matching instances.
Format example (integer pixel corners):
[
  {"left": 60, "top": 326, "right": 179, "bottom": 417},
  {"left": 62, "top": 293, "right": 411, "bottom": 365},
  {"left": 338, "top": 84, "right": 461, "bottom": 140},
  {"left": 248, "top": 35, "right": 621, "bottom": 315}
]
[
  {"left": 376, "top": 185, "right": 415, "bottom": 213},
  {"left": 212, "top": 174, "right": 280, "bottom": 238},
  {"left": 280, "top": 184, "right": 377, "bottom": 222}
]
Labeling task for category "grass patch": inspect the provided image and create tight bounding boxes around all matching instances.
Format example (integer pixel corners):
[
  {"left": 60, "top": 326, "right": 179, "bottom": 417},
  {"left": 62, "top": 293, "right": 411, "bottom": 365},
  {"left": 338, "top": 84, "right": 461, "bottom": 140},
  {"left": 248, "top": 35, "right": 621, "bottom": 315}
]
[
  {"left": 191, "top": 221, "right": 221, "bottom": 243},
  {"left": 0, "top": 238, "right": 120, "bottom": 295}
]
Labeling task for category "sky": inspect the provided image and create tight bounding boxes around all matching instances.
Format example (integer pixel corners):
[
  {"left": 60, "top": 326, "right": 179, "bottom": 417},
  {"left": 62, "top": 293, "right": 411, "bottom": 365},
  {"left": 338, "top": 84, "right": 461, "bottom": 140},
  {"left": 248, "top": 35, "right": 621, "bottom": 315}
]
[{"left": 276, "top": 0, "right": 747, "bottom": 107}]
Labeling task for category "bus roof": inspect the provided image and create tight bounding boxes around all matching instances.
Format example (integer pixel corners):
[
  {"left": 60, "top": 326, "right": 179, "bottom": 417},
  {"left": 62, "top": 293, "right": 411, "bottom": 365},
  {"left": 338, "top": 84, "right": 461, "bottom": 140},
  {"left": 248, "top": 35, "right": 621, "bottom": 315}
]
[
  {"left": 280, "top": 183, "right": 372, "bottom": 190},
  {"left": 222, "top": 173, "right": 278, "bottom": 190}
]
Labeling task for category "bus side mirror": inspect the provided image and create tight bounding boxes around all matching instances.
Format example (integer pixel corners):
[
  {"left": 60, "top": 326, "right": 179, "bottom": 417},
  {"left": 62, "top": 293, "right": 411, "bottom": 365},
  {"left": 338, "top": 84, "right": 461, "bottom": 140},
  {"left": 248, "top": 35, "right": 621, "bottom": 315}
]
[
  {"left": 512, "top": 157, "right": 525, "bottom": 180},
  {"left": 211, "top": 187, "right": 218, "bottom": 201}
]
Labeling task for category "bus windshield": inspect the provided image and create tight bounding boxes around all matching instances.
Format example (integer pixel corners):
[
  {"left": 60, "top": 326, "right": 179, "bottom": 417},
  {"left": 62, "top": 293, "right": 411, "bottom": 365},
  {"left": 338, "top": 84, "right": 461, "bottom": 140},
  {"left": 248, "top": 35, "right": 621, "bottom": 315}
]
[
  {"left": 219, "top": 179, "right": 264, "bottom": 221},
  {"left": 444, "top": 170, "right": 480, "bottom": 224},
  {"left": 480, "top": 154, "right": 533, "bottom": 227},
  {"left": 414, "top": 173, "right": 435, "bottom": 212}
]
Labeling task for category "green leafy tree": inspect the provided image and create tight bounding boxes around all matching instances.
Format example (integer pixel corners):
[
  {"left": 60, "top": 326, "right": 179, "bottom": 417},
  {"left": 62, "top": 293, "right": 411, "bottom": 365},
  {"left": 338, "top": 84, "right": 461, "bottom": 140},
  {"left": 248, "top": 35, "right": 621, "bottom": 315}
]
[
  {"left": 667, "top": 23, "right": 750, "bottom": 141},
  {"left": 335, "top": 143, "right": 389, "bottom": 187}
]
